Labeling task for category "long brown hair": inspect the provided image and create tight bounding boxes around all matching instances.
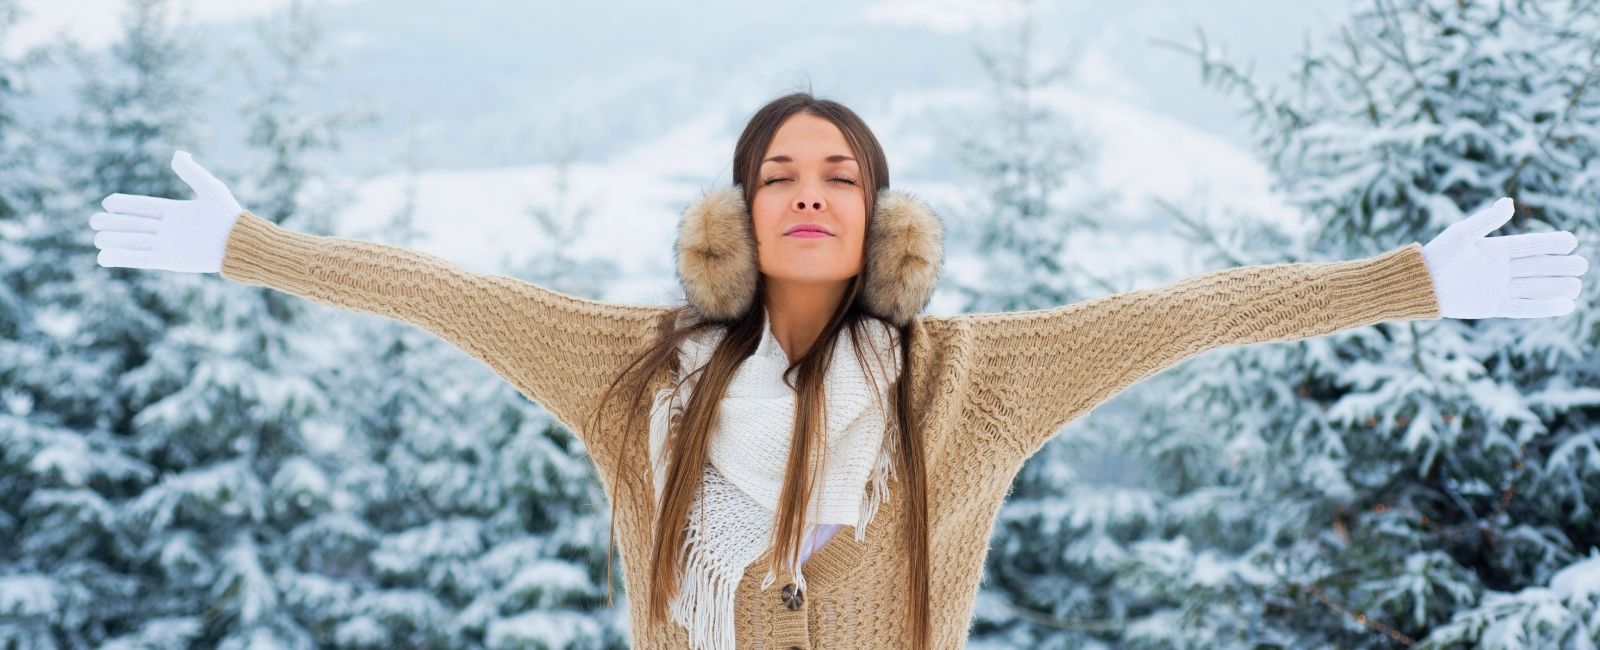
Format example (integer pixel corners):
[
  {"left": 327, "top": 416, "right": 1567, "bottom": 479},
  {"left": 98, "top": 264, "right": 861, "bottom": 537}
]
[{"left": 583, "top": 90, "right": 931, "bottom": 648}]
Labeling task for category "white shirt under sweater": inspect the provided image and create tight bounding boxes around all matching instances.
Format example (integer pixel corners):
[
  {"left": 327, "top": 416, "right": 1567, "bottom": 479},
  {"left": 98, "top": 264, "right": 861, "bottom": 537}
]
[{"left": 801, "top": 523, "right": 844, "bottom": 565}]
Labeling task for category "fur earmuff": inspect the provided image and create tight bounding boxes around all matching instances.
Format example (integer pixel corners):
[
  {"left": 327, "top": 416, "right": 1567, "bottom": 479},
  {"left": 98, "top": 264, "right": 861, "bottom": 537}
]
[{"left": 673, "top": 185, "right": 944, "bottom": 327}]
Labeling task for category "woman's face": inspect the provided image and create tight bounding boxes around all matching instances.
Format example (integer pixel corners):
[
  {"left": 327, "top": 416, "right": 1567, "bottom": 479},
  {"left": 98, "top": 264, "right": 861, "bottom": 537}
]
[{"left": 751, "top": 113, "right": 867, "bottom": 288}]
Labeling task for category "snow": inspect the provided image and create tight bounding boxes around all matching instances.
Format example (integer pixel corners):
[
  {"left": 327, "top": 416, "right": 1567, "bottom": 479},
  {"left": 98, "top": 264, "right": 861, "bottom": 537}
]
[
  {"left": 333, "top": 616, "right": 388, "bottom": 646},
  {"left": 486, "top": 610, "right": 605, "bottom": 649},
  {"left": 371, "top": 518, "right": 485, "bottom": 577},
  {"left": 1551, "top": 551, "right": 1600, "bottom": 603},
  {"left": 0, "top": 575, "right": 59, "bottom": 617},
  {"left": 101, "top": 617, "right": 204, "bottom": 649},
  {"left": 502, "top": 560, "right": 597, "bottom": 604}
]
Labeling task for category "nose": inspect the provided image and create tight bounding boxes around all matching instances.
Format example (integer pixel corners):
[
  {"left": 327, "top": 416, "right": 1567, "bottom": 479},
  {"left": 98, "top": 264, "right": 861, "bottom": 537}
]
[{"left": 792, "top": 186, "right": 827, "bottom": 212}]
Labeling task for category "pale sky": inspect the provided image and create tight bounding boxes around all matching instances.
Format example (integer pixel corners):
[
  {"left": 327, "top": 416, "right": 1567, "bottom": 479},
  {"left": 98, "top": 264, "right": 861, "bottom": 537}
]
[
  {"left": 7, "top": 0, "right": 358, "bottom": 56},
  {"left": 11, "top": 0, "right": 1152, "bottom": 57}
]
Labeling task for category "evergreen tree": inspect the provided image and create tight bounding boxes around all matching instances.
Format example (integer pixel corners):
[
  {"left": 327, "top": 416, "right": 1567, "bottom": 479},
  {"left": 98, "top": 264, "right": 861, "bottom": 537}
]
[
  {"left": 0, "top": 0, "right": 39, "bottom": 336},
  {"left": 0, "top": 2, "right": 140, "bottom": 648},
  {"left": 0, "top": 0, "right": 34, "bottom": 227},
  {"left": 948, "top": 1, "right": 1145, "bottom": 647},
  {"left": 480, "top": 124, "right": 631, "bottom": 648},
  {"left": 1, "top": 0, "right": 369, "bottom": 645},
  {"left": 967, "top": 1, "right": 1600, "bottom": 647},
  {"left": 1103, "top": 0, "right": 1600, "bottom": 647},
  {"left": 121, "top": 0, "right": 378, "bottom": 646},
  {"left": 1, "top": 0, "right": 211, "bottom": 646},
  {"left": 501, "top": 118, "right": 619, "bottom": 299},
  {"left": 303, "top": 123, "right": 626, "bottom": 647},
  {"left": 937, "top": 0, "right": 1113, "bottom": 314}
]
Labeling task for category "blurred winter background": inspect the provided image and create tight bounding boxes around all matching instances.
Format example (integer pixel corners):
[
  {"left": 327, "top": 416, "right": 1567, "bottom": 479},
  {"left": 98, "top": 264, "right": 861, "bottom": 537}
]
[{"left": 3, "top": 0, "right": 1599, "bottom": 647}]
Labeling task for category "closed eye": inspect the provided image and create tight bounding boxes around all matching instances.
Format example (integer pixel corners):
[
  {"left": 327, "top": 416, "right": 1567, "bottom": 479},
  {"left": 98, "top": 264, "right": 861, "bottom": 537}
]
[{"left": 762, "top": 176, "right": 859, "bottom": 186}]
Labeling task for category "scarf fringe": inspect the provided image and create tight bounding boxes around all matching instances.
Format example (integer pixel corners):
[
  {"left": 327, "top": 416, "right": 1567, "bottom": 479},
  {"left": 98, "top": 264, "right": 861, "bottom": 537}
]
[
  {"left": 857, "top": 336, "right": 901, "bottom": 540},
  {"left": 759, "top": 566, "right": 808, "bottom": 594},
  {"left": 857, "top": 425, "right": 897, "bottom": 541},
  {"left": 851, "top": 382, "right": 902, "bottom": 541},
  {"left": 647, "top": 385, "right": 686, "bottom": 508},
  {"left": 671, "top": 510, "right": 741, "bottom": 650}
]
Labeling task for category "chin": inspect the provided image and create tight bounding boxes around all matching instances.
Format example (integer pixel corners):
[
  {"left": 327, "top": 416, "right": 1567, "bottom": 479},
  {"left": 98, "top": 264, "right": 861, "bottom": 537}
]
[{"left": 763, "top": 270, "right": 857, "bottom": 285}]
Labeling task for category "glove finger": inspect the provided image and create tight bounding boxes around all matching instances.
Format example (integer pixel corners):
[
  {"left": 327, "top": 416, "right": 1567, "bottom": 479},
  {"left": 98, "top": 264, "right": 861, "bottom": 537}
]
[
  {"left": 1509, "top": 253, "right": 1588, "bottom": 278},
  {"left": 97, "top": 248, "right": 159, "bottom": 269},
  {"left": 102, "top": 193, "right": 183, "bottom": 217},
  {"left": 1509, "top": 276, "right": 1581, "bottom": 300},
  {"left": 1479, "top": 230, "right": 1578, "bottom": 258},
  {"left": 1505, "top": 297, "right": 1575, "bottom": 318},
  {"left": 90, "top": 211, "right": 159, "bottom": 233},
  {"left": 171, "top": 150, "right": 233, "bottom": 204},
  {"left": 93, "top": 230, "right": 157, "bottom": 251}
]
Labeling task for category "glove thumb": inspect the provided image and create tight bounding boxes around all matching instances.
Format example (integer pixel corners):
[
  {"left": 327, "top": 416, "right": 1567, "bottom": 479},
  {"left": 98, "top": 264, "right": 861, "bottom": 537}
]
[
  {"left": 171, "top": 150, "right": 233, "bottom": 206},
  {"left": 1454, "top": 197, "right": 1515, "bottom": 242}
]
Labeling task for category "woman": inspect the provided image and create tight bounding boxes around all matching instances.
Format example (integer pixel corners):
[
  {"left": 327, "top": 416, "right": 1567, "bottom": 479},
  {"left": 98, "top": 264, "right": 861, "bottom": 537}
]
[{"left": 90, "top": 92, "right": 1586, "bottom": 650}]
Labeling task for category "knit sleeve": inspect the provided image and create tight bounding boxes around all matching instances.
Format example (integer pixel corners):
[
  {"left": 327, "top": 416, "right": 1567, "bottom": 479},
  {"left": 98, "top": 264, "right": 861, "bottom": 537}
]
[
  {"left": 218, "top": 210, "right": 672, "bottom": 465},
  {"left": 952, "top": 242, "right": 1441, "bottom": 461}
]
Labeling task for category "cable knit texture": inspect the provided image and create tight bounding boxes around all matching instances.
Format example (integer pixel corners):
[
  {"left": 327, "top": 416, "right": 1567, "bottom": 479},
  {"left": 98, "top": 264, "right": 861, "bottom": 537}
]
[{"left": 219, "top": 209, "right": 1443, "bottom": 649}]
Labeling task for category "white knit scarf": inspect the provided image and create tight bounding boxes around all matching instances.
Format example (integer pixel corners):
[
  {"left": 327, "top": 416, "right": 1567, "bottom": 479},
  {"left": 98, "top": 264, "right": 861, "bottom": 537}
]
[{"left": 646, "top": 306, "right": 902, "bottom": 650}]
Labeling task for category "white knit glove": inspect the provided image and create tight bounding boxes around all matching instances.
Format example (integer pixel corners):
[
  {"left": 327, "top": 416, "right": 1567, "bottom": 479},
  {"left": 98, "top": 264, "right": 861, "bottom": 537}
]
[
  {"left": 90, "top": 150, "right": 244, "bottom": 273},
  {"left": 1421, "top": 197, "right": 1588, "bottom": 319}
]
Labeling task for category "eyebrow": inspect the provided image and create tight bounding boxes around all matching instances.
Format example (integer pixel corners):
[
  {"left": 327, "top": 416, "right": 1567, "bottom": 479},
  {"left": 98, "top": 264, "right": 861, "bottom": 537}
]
[{"left": 762, "top": 154, "right": 857, "bottom": 165}]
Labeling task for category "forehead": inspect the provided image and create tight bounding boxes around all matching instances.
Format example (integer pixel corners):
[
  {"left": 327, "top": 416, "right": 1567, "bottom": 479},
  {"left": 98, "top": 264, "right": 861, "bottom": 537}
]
[{"left": 763, "top": 114, "right": 854, "bottom": 163}]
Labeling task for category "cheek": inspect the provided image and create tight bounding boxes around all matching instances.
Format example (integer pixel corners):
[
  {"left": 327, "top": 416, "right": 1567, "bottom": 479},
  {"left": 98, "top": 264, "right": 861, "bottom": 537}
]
[
  {"left": 845, "top": 210, "right": 868, "bottom": 250},
  {"left": 846, "top": 224, "right": 868, "bottom": 269},
  {"left": 750, "top": 199, "right": 783, "bottom": 242}
]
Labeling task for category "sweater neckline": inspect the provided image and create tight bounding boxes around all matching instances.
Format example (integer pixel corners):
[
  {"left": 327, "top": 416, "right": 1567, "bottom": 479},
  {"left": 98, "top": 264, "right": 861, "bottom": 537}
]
[{"left": 736, "top": 461, "right": 898, "bottom": 590}]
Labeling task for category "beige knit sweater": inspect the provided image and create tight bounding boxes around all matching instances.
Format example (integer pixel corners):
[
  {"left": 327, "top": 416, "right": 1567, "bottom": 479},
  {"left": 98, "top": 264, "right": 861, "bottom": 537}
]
[{"left": 218, "top": 209, "right": 1442, "bottom": 649}]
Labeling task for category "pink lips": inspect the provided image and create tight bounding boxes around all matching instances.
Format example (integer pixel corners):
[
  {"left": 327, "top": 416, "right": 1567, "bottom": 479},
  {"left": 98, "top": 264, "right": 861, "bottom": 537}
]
[{"left": 784, "top": 223, "right": 833, "bottom": 238}]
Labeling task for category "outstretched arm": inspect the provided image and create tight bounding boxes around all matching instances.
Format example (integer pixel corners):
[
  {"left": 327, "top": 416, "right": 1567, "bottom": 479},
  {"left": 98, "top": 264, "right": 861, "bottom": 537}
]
[
  {"left": 217, "top": 211, "right": 670, "bottom": 454},
  {"left": 948, "top": 198, "right": 1586, "bottom": 462},
  {"left": 945, "top": 242, "right": 1442, "bottom": 461},
  {"left": 91, "top": 150, "right": 672, "bottom": 471}
]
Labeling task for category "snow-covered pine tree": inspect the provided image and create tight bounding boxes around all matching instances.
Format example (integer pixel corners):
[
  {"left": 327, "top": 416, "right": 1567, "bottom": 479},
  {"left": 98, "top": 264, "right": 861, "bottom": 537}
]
[
  {"left": 1106, "top": 0, "right": 1600, "bottom": 647},
  {"left": 1107, "top": 209, "right": 1323, "bottom": 649},
  {"left": 0, "top": 0, "right": 32, "bottom": 226},
  {"left": 0, "top": 0, "right": 36, "bottom": 337},
  {"left": 501, "top": 118, "right": 619, "bottom": 299},
  {"left": 5, "top": 0, "right": 373, "bottom": 646},
  {"left": 0, "top": 0, "right": 223, "bottom": 646},
  {"left": 118, "top": 1, "right": 385, "bottom": 647},
  {"left": 479, "top": 124, "right": 628, "bottom": 648},
  {"left": 937, "top": 1, "right": 1151, "bottom": 648},
  {"left": 935, "top": 0, "right": 1108, "bottom": 315},
  {"left": 301, "top": 124, "right": 625, "bottom": 648},
  {"left": 0, "top": 2, "right": 144, "bottom": 648}
]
